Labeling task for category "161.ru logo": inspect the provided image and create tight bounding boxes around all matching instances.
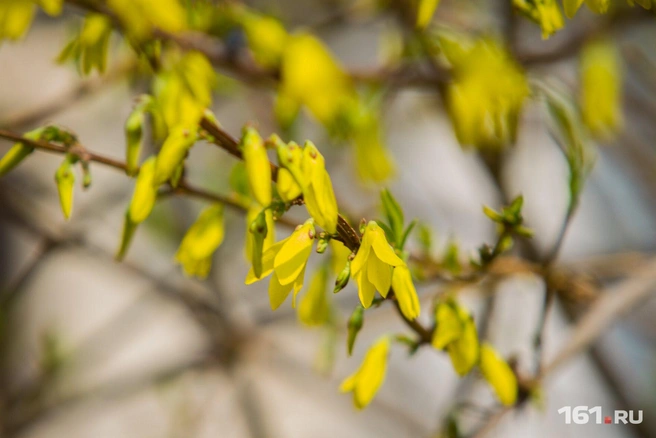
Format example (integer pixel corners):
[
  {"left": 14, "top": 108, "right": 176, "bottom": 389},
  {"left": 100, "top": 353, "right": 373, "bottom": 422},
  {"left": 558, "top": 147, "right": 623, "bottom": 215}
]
[{"left": 558, "top": 406, "right": 643, "bottom": 425}]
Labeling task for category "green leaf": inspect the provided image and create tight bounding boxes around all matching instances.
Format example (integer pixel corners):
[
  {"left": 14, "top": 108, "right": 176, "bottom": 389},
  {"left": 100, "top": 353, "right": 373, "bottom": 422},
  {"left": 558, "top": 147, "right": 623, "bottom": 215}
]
[{"left": 380, "top": 189, "right": 404, "bottom": 245}]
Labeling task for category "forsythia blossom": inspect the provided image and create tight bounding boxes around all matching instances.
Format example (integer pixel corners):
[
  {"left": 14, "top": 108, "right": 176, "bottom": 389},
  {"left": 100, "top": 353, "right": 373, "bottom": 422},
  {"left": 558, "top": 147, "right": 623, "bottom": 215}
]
[
  {"left": 297, "top": 267, "right": 330, "bottom": 326},
  {"left": 351, "top": 221, "right": 404, "bottom": 308},
  {"left": 246, "top": 219, "right": 315, "bottom": 310},
  {"left": 445, "top": 38, "right": 529, "bottom": 150},
  {"left": 580, "top": 38, "right": 622, "bottom": 138},
  {"left": 432, "top": 300, "right": 479, "bottom": 375},
  {"left": 301, "top": 141, "right": 338, "bottom": 234},
  {"left": 340, "top": 336, "right": 391, "bottom": 409},
  {"left": 175, "top": 204, "right": 225, "bottom": 279},
  {"left": 480, "top": 343, "right": 518, "bottom": 406},
  {"left": 513, "top": 0, "right": 564, "bottom": 39},
  {"left": 391, "top": 265, "right": 421, "bottom": 320},
  {"left": 242, "top": 127, "right": 272, "bottom": 206}
]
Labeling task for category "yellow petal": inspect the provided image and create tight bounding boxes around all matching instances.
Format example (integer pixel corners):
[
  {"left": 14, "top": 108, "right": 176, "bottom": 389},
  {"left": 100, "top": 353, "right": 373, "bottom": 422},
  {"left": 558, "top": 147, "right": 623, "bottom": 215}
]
[
  {"left": 340, "top": 336, "right": 390, "bottom": 410},
  {"left": 480, "top": 343, "right": 518, "bottom": 406},
  {"left": 55, "top": 158, "right": 75, "bottom": 220},
  {"left": 246, "top": 240, "right": 284, "bottom": 284},
  {"left": 356, "top": 270, "right": 376, "bottom": 308},
  {"left": 447, "top": 308, "right": 479, "bottom": 376},
  {"left": 563, "top": 0, "right": 584, "bottom": 18},
  {"left": 580, "top": 38, "right": 622, "bottom": 138},
  {"left": 128, "top": 156, "right": 157, "bottom": 223},
  {"left": 0, "top": 143, "right": 33, "bottom": 177},
  {"left": 416, "top": 0, "right": 440, "bottom": 29},
  {"left": 242, "top": 127, "right": 272, "bottom": 206},
  {"left": 369, "top": 223, "right": 404, "bottom": 267},
  {"left": 350, "top": 228, "right": 372, "bottom": 275},
  {"left": 298, "top": 267, "right": 330, "bottom": 326},
  {"left": 391, "top": 266, "right": 421, "bottom": 320},
  {"left": 276, "top": 167, "right": 302, "bottom": 202},
  {"left": 274, "top": 221, "right": 315, "bottom": 285},
  {"left": 154, "top": 128, "right": 197, "bottom": 185},
  {"left": 366, "top": 254, "right": 392, "bottom": 297},
  {"left": 432, "top": 301, "right": 463, "bottom": 349},
  {"left": 269, "top": 271, "right": 294, "bottom": 310}
]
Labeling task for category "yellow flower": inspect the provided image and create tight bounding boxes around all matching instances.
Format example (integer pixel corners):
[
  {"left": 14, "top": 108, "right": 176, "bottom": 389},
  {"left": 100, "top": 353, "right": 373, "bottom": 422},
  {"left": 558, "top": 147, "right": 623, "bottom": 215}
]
[
  {"left": 391, "top": 265, "right": 421, "bottom": 320},
  {"left": 330, "top": 239, "right": 352, "bottom": 276},
  {"left": 154, "top": 127, "right": 198, "bottom": 185},
  {"left": 340, "top": 336, "right": 390, "bottom": 409},
  {"left": 57, "top": 14, "right": 113, "bottom": 75},
  {"left": 301, "top": 141, "right": 338, "bottom": 233},
  {"left": 432, "top": 300, "right": 480, "bottom": 376},
  {"left": 176, "top": 204, "right": 225, "bottom": 279},
  {"left": 298, "top": 267, "right": 330, "bottom": 326},
  {"left": 580, "top": 38, "right": 622, "bottom": 138},
  {"left": 0, "top": 142, "right": 33, "bottom": 177},
  {"left": 116, "top": 156, "right": 158, "bottom": 261},
  {"left": 431, "top": 300, "right": 463, "bottom": 349},
  {"left": 277, "top": 167, "right": 302, "bottom": 202},
  {"left": 279, "top": 33, "right": 356, "bottom": 127},
  {"left": 0, "top": 0, "right": 35, "bottom": 41},
  {"left": 153, "top": 51, "right": 215, "bottom": 132},
  {"left": 564, "top": 0, "right": 613, "bottom": 17},
  {"left": 242, "top": 127, "right": 272, "bottom": 206},
  {"left": 480, "top": 343, "right": 518, "bottom": 406},
  {"left": 351, "top": 221, "right": 404, "bottom": 308},
  {"left": 353, "top": 112, "right": 395, "bottom": 182},
  {"left": 241, "top": 13, "right": 288, "bottom": 68},
  {"left": 445, "top": 39, "right": 529, "bottom": 150},
  {"left": 246, "top": 219, "right": 315, "bottom": 310},
  {"left": 416, "top": 0, "right": 440, "bottom": 30},
  {"left": 108, "top": 0, "right": 185, "bottom": 39},
  {"left": 514, "top": 0, "right": 563, "bottom": 39},
  {"left": 54, "top": 157, "right": 75, "bottom": 220}
]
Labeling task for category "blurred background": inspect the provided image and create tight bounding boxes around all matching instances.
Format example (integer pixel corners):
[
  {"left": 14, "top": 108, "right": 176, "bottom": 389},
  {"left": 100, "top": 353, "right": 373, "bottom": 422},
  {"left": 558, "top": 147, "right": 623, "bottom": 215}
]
[{"left": 1, "top": 1, "right": 656, "bottom": 437}]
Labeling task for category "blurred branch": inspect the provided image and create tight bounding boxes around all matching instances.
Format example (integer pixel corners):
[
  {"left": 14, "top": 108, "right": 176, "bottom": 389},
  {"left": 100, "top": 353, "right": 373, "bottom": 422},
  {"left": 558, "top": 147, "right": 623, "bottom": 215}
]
[
  {"left": 0, "top": 58, "right": 136, "bottom": 130},
  {"left": 470, "top": 257, "right": 656, "bottom": 438}
]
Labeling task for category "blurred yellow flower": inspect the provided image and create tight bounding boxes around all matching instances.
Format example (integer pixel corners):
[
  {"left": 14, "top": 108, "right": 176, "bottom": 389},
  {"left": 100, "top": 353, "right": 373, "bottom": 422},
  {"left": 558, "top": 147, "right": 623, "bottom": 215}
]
[
  {"left": 351, "top": 221, "right": 404, "bottom": 308},
  {"left": 480, "top": 343, "right": 518, "bottom": 406},
  {"left": 416, "top": 0, "right": 440, "bottom": 30},
  {"left": 391, "top": 265, "right": 421, "bottom": 320},
  {"left": 246, "top": 219, "right": 315, "bottom": 309},
  {"left": 514, "top": 0, "right": 564, "bottom": 39},
  {"left": 242, "top": 13, "right": 288, "bottom": 68},
  {"left": 340, "top": 336, "right": 390, "bottom": 409},
  {"left": 298, "top": 267, "right": 330, "bottom": 326},
  {"left": 108, "top": 0, "right": 185, "bottom": 39},
  {"left": 279, "top": 33, "right": 356, "bottom": 127},
  {"left": 580, "top": 38, "right": 622, "bottom": 138},
  {"left": 176, "top": 204, "right": 225, "bottom": 279},
  {"left": 154, "top": 127, "right": 197, "bottom": 185},
  {"left": 446, "top": 39, "right": 529, "bottom": 150},
  {"left": 432, "top": 299, "right": 480, "bottom": 376}
]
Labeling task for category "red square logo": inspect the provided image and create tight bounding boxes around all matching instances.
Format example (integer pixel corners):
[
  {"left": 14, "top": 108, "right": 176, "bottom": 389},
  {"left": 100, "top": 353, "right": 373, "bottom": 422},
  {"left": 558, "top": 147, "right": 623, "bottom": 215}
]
[{"left": 604, "top": 416, "right": 612, "bottom": 424}]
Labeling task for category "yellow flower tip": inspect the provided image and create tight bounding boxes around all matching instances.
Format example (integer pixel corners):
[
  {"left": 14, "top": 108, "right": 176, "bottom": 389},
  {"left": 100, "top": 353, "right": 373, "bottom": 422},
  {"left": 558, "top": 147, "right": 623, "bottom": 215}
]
[
  {"left": 175, "top": 204, "right": 225, "bottom": 279},
  {"left": 446, "top": 39, "right": 528, "bottom": 150},
  {"left": 128, "top": 156, "right": 157, "bottom": 224},
  {"left": 480, "top": 343, "right": 518, "bottom": 406},
  {"left": 300, "top": 141, "right": 338, "bottom": 234},
  {"left": 298, "top": 267, "right": 330, "bottom": 326},
  {"left": 416, "top": 0, "right": 440, "bottom": 30},
  {"left": 340, "top": 336, "right": 391, "bottom": 410},
  {"left": 273, "top": 219, "right": 315, "bottom": 285},
  {"left": 55, "top": 158, "right": 75, "bottom": 220},
  {"left": 391, "top": 266, "right": 421, "bottom": 320},
  {"left": 447, "top": 308, "right": 480, "bottom": 376},
  {"left": 350, "top": 221, "right": 404, "bottom": 308},
  {"left": 242, "top": 127, "right": 272, "bottom": 206},
  {"left": 431, "top": 301, "right": 463, "bottom": 350}
]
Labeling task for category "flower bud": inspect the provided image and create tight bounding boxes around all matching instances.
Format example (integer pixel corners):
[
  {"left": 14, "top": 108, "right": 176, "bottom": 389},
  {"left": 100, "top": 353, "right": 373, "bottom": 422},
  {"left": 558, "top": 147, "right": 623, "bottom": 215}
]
[
  {"left": 334, "top": 260, "right": 351, "bottom": 294},
  {"left": 346, "top": 305, "right": 364, "bottom": 356},
  {"left": 54, "top": 156, "right": 76, "bottom": 220}
]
